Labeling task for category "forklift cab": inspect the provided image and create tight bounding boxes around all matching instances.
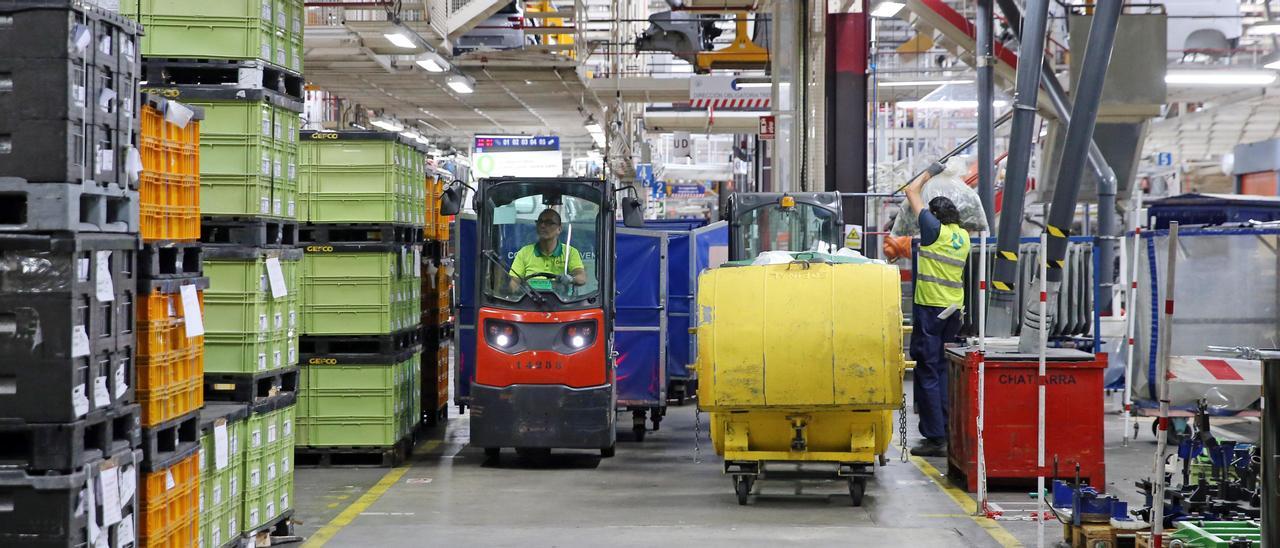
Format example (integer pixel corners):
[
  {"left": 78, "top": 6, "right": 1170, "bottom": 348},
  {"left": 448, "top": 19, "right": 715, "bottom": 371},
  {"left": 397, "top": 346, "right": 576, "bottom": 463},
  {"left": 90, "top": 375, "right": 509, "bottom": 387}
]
[
  {"left": 439, "top": 177, "right": 642, "bottom": 457},
  {"left": 723, "top": 192, "right": 845, "bottom": 261}
]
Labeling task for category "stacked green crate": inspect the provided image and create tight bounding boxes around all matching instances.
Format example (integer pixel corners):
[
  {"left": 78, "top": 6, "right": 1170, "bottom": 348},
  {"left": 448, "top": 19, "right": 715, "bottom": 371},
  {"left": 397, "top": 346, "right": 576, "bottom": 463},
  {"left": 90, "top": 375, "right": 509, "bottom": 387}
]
[
  {"left": 199, "top": 404, "right": 249, "bottom": 548},
  {"left": 299, "top": 131, "right": 428, "bottom": 226},
  {"left": 205, "top": 248, "right": 302, "bottom": 373},
  {"left": 303, "top": 248, "right": 421, "bottom": 335},
  {"left": 164, "top": 88, "right": 301, "bottom": 219},
  {"left": 299, "top": 352, "right": 415, "bottom": 447},
  {"left": 122, "top": 0, "right": 304, "bottom": 71},
  {"left": 240, "top": 395, "right": 295, "bottom": 533}
]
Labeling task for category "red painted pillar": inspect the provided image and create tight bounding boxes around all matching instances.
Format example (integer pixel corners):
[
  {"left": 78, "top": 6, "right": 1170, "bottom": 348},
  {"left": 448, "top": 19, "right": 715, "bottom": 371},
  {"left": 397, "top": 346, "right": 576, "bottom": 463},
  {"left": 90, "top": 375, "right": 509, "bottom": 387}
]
[{"left": 826, "top": 7, "right": 870, "bottom": 249}]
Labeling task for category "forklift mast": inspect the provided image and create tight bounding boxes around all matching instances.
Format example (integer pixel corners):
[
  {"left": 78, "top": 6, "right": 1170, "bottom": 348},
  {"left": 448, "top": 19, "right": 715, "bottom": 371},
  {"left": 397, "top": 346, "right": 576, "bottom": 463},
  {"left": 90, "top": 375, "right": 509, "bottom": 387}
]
[{"left": 723, "top": 192, "right": 845, "bottom": 261}]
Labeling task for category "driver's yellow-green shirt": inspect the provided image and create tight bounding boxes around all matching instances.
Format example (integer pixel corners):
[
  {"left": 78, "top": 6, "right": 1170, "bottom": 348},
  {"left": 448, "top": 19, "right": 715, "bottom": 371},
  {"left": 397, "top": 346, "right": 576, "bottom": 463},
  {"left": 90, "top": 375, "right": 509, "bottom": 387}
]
[{"left": 509, "top": 243, "right": 584, "bottom": 279}]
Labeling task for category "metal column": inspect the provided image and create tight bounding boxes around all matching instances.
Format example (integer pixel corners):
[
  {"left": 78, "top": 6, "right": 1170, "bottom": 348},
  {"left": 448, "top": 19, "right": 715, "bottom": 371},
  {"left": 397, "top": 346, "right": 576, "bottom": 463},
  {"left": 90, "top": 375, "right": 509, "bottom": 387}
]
[
  {"left": 975, "top": 0, "right": 995, "bottom": 232},
  {"left": 989, "top": 0, "right": 1051, "bottom": 334},
  {"left": 1021, "top": 0, "right": 1123, "bottom": 352},
  {"left": 827, "top": 7, "right": 870, "bottom": 250},
  {"left": 1265, "top": 354, "right": 1279, "bottom": 548}
]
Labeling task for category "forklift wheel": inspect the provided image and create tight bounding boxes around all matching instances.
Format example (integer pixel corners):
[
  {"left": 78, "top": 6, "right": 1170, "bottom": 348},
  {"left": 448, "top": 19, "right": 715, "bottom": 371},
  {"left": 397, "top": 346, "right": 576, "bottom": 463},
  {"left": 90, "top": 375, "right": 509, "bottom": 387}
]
[
  {"left": 601, "top": 445, "right": 616, "bottom": 458},
  {"left": 734, "top": 476, "right": 754, "bottom": 506},
  {"left": 484, "top": 447, "right": 500, "bottom": 459},
  {"left": 848, "top": 478, "right": 866, "bottom": 507},
  {"left": 632, "top": 425, "right": 646, "bottom": 442}
]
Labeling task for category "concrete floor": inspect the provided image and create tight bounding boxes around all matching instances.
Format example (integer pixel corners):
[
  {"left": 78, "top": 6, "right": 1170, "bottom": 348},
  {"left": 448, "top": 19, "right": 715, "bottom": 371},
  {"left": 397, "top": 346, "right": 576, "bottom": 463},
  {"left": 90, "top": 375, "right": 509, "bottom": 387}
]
[{"left": 291, "top": 383, "right": 1261, "bottom": 548}]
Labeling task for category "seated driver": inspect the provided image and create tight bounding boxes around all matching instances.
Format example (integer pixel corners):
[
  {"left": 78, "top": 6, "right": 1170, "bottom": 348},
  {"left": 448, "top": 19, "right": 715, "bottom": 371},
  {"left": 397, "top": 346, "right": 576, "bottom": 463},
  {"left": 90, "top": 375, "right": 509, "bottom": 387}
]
[{"left": 508, "top": 208, "right": 587, "bottom": 291}]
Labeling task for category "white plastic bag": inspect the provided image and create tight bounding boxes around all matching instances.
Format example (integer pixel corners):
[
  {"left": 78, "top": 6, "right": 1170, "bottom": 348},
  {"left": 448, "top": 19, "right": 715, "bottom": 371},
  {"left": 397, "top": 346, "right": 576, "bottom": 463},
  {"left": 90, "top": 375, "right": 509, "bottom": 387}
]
[{"left": 891, "top": 156, "right": 990, "bottom": 236}]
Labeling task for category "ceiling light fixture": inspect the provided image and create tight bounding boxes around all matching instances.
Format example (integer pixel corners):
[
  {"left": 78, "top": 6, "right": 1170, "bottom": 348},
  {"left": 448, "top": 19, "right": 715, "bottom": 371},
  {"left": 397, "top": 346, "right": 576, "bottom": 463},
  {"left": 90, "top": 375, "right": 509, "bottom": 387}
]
[
  {"left": 878, "top": 79, "right": 975, "bottom": 87},
  {"left": 383, "top": 31, "right": 416, "bottom": 49},
  {"left": 897, "top": 99, "right": 1011, "bottom": 110},
  {"left": 584, "top": 115, "right": 603, "bottom": 134},
  {"left": 870, "top": 1, "right": 905, "bottom": 18},
  {"left": 1248, "top": 21, "right": 1280, "bottom": 36},
  {"left": 370, "top": 118, "right": 404, "bottom": 132},
  {"left": 1165, "top": 69, "right": 1277, "bottom": 86},
  {"left": 733, "top": 81, "right": 771, "bottom": 89},
  {"left": 446, "top": 74, "right": 475, "bottom": 94},
  {"left": 416, "top": 56, "right": 448, "bottom": 73}
]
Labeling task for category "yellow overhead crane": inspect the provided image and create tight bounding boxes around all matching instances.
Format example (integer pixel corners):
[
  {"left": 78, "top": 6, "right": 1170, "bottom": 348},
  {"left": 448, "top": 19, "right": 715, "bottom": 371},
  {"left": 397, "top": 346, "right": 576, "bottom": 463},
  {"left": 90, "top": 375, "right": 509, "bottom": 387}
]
[{"left": 695, "top": 12, "right": 768, "bottom": 72}]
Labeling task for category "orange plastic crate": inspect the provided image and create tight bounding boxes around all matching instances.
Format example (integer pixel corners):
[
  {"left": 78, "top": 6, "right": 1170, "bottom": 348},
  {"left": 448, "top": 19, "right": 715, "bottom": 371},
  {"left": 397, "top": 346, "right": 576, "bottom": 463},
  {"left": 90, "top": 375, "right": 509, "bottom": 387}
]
[
  {"left": 138, "top": 376, "right": 202, "bottom": 427},
  {"left": 142, "top": 104, "right": 163, "bottom": 141},
  {"left": 141, "top": 452, "right": 200, "bottom": 547}
]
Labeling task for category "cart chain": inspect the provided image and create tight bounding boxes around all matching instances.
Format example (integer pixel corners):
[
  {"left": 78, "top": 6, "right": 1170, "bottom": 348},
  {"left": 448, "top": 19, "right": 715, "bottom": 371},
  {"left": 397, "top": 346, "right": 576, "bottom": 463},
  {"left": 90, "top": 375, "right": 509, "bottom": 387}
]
[
  {"left": 898, "top": 392, "right": 909, "bottom": 463},
  {"left": 693, "top": 405, "right": 703, "bottom": 464}
]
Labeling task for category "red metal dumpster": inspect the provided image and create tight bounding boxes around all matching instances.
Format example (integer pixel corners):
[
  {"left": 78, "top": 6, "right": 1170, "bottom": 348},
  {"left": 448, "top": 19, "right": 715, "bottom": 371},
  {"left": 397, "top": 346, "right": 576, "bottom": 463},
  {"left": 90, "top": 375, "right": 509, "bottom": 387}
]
[{"left": 946, "top": 347, "right": 1107, "bottom": 493}]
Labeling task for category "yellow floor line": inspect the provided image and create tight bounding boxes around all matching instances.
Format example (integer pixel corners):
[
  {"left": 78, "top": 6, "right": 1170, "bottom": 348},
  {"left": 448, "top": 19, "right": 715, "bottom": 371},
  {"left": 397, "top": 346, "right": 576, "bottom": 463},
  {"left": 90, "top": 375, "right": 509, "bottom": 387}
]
[
  {"left": 908, "top": 455, "right": 1023, "bottom": 548},
  {"left": 303, "top": 440, "right": 442, "bottom": 547}
]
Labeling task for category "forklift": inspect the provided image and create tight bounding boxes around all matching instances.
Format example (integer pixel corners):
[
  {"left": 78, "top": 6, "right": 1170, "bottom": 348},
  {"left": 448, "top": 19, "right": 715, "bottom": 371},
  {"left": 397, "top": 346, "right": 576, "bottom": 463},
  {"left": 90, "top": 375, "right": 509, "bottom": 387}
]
[
  {"left": 723, "top": 192, "right": 845, "bottom": 260},
  {"left": 440, "top": 177, "right": 643, "bottom": 458}
]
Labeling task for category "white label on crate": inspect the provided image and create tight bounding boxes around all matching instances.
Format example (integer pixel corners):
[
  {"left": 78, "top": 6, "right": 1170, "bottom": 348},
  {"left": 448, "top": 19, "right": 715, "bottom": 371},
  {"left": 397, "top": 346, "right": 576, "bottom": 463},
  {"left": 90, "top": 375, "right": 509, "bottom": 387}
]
[
  {"left": 268, "top": 424, "right": 277, "bottom": 444},
  {"left": 288, "top": 345, "right": 296, "bottom": 364},
  {"left": 126, "top": 147, "right": 143, "bottom": 184},
  {"left": 214, "top": 419, "right": 229, "bottom": 470},
  {"left": 261, "top": 197, "right": 271, "bottom": 214},
  {"left": 95, "top": 251, "right": 114, "bottom": 302},
  {"left": 199, "top": 448, "right": 205, "bottom": 473},
  {"left": 281, "top": 455, "right": 290, "bottom": 473},
  {"left": 261, "top": 1, "right": 272, "bottom": 21},
  {"left": 414, "top": 247, "right": 421, "bottom": 277},
  {"left": 212, "top": 527, "right": 220, "bottom": 547},
  {"left": 267, "top": 462, "right": 276, "bottom": 481},
  {"left": 259, "top": 314, "right": 268, "bottom": 332},
  {"left": 164, "top": 100, "right": 195, "bottom": 128},
  {"left": 277, "top": 46, "right": 286, "bottom": 65},
  {"left": 266, "top": 257, "right": 288, "bottom": 298},
  {"left": 73, "top": 84, "right": 85, "bottom": 109},
  {"left": 123, "top": 94, "right": 134, "bottom": 117},
  {"left": 273, "top": 198, "right": 282, "bottom": 216},
  {"left": 277, "top": 9, "right": 286, "bottom": 28},
  {"left": 73, "top": 24, "right": 91, "bottom": 52},
  {"left": 273, "top": 350, "right": 281, "bottom": 368},
  {"left": 180, "top": 285, "right": 205, "bottom": 337},
  {"left": 282, "top": 492, "right": 289, "bottom": 510},
  {"left": 100, "top": 465, "right": 122, "bottom": 526},
  {"left": 114, "top": 364, "right": 126, "bottom": 399},
  {"left": 262, "top": 154, "right": 271, "bottom": 176},
  {"left": 120, "top": 464, "right": 135, "bottom": 503},
  {"left": 85, "top": 472, "right": 99, "bottom": 542},
  {"left": 230, "top": 476, "right": 238, "bottom": 498},
  {"left": 266, "top": 500, "right": 275, "bottom": 520},
  {"left": 97, "top": 147, "right": 114, "bottom": 174},
  {"left": 98, "top": 87, "right": 116, "bottom": 114},
  {"left": 274, "top": 312, "right": 283, "bottom": 330},
  {"left": 164, "top": 470, "right": 175, "bottom": 491},
  {"left": 288, "top": 200, "right": 296, "bottom": 218},
  {"left": 252, "top": 429, "right": 262, "bottom": 448},
  {"left": 72, "top": 326, "right": 91, "bottom": 358},
  {"left": 123, "top": 38, "right": 135, "bottom": 62},
  {"left": 117, "top": 516, "right": 135, "bottom": 547},
  {"left": 262, "top": 117, "right": 271, "bottom": 137},
  {"left": 99, "top": 34, "right": 111, "bottom": 56},
  {"left": 288, "top": 163, "right": 296, "bottom": 181},
  {"left": 250, "top": 468, "right": 260, "bottom": 487},
  {"left": 213, "top": 483, "right": 222, "bottom": 505},
  {"left": 261, "top": 274, "right": 269, "bottom": 292},
  {"left": 231, "top": 433, "right": 239, "bottom": 457},
  {"left": 274, "top": 120, "right": 282, "bottom": 140},
  {"left": 77, "top": 257, "right": 90, "bottom": 282},
  {"left": 93, "top": 376, "right": 110, "bottom": 408},
  {"left": 249, "top": 508, "right": 259, "bottom": 526},
  {"left": 258, "top": 353, "right": 267, "bottom": 371},
  {"left": 289, "top": 311, "right": 296, "bottom": 329}
]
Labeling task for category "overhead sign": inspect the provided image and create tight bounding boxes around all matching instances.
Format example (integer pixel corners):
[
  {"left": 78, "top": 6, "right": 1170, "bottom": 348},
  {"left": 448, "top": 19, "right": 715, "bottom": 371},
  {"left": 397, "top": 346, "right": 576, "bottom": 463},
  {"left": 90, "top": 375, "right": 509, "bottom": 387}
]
[
  {"left": 672, "top": 132, "right": 691, "bottom": 158},
  {"left": 689, "top": 75, "right": 771, "bottom": 109},
  {"left": 1157, "top": 152, "right": 1173, "bottom": 166},
  {"left": 759, "top": 115, "right": 775, "bottom": 140},
  {"left": 473, "top": 135, "right": 562, "bottom": 178}
]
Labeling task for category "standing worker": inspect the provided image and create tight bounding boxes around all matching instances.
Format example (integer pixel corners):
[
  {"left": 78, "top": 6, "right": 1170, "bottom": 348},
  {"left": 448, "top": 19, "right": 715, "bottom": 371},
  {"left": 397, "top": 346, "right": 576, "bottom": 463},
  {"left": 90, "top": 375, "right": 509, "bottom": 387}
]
[{"left": 904, "top": 163, "right": 971, "bottom": 457}]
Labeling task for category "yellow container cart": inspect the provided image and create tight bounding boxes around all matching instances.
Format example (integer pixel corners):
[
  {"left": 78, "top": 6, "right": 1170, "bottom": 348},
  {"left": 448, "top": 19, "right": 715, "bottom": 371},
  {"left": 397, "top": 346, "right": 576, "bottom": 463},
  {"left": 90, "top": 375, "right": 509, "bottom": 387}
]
[{"left": 696, "top": 258, "right": 906, "bottom": 505}]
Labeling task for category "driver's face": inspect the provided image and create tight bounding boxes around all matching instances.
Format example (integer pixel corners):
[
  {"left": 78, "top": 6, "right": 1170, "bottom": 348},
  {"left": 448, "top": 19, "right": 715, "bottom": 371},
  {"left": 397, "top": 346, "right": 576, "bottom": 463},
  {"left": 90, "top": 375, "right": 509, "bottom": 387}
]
[{"left": 536, "top": 215, "right": 561, "bottom": 240}]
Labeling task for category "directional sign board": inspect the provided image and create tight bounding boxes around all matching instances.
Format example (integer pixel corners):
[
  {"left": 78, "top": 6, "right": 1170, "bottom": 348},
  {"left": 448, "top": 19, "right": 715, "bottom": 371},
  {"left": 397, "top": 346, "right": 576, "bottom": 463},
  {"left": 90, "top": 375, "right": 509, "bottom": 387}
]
[{"left": 473, "top": 135, "right": 562, "bottom": 178}]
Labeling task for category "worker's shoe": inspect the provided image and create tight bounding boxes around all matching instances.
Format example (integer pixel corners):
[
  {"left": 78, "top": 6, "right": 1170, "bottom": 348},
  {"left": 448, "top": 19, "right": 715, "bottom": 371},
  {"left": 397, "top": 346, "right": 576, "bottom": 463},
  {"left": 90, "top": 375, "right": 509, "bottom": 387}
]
[{"left": 909, "top": 438, "right": 947, "bottom": 457}]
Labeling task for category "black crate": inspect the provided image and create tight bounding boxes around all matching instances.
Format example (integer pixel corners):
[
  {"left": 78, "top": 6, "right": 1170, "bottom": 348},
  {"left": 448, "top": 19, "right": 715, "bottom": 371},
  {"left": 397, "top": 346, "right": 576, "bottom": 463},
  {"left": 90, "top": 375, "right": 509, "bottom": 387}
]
[
  {"left": 0, "top": 445, "right": 140, "bottom": 548},
  {"left": 0, "top": 177, "right": 139, "bottom": 233},
  {"left": 201, "top": 217, "right": 298, "bottom": 248},
  {"left": 0, "top": 343, "right": 135, "bottom": 424},
  {"left": 0, "top": 121, "right": 135, "bottom": 188},
  {"left": 138, "top": 241, "right": 203, "bottom": 279},
  {"left": 0, "top": 403, "right": 139, "bottom": 473},
  {"left": 0, "top": 1, "right": 142, "bottom": 74},
  {"left": 204, "top": 366, "right": 299, "bottom": 404},
  {"left": 0, "top": 59, "right": 138, "bottom": 130},
  {"left": 139, "top": 411, "right": 199, "bottom": 473}
]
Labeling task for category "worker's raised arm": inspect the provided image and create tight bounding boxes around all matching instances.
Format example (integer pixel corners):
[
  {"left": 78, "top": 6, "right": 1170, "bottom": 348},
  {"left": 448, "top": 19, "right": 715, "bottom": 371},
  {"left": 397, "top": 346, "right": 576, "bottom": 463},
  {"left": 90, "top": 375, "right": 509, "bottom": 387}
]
[{"left": 905, "top": 161, "right": 946, "bottom": 216}]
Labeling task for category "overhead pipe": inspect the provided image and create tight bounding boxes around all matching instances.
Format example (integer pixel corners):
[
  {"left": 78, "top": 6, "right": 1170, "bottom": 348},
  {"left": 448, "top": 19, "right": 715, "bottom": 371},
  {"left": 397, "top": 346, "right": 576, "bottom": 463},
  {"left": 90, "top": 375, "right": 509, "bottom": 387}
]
[
  {"left": 1018, "top": 0, "right": 1124, "bottom": 353},
  {"left": 987, "top": 0, "right": 1051, "bottom": 334},
  {"left": 994, "top": 0, "right": 1121, "bottom": 317}
]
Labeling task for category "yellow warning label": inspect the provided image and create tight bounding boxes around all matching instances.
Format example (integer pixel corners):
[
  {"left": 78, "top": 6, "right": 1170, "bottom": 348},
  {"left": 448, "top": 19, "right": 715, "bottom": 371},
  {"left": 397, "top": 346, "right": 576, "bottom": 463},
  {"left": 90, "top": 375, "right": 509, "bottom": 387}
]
[
  {"left": 1047, "top": 225, "right": 1066, "bottom": 238},
  {"left": 1000, "top": 251, "right": 1018, "bottom": 261}
]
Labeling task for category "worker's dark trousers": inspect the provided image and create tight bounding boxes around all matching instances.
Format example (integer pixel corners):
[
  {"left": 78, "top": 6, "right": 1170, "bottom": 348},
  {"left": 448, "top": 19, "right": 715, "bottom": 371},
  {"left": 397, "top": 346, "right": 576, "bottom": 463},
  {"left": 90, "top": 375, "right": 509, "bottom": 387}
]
[{"left": 910, "top": 302, "right": 962, "bottom": 441}]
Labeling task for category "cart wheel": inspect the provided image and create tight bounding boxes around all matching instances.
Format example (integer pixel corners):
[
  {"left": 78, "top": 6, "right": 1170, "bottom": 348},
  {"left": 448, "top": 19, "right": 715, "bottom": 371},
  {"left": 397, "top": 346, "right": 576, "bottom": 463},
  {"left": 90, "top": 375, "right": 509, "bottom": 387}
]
[
  {"left": 484, "top": 447, "right": 500, "bottom": 459},
  {"left": 632, "top": 425, "right": 646, "bottom": 442},
  {"left": 601, "top": 445, "right": 616, "bottom": 458},
  {"left": 848, "top": 478, "right": 866, "bottom": 507},
  {"left": 734, "top": 476, "right": 754, "bottom": 506}
]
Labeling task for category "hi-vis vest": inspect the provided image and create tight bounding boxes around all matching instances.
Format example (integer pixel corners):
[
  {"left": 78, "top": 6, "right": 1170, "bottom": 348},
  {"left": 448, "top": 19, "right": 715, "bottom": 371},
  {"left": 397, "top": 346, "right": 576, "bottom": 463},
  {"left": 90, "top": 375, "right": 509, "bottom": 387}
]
[{"left": 915, "top": 223, "right": 971, "bottom": 307}]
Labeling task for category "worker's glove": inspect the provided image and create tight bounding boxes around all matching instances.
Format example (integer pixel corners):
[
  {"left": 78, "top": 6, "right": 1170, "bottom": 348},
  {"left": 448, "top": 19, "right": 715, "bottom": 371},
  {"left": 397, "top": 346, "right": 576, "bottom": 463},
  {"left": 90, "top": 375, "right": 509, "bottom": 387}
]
[
  {"left": 556, "top": 274, "right": 575, "bottom": 286},
  {"left": 926, "top": 161, "right": 946, "bottom": 177}
]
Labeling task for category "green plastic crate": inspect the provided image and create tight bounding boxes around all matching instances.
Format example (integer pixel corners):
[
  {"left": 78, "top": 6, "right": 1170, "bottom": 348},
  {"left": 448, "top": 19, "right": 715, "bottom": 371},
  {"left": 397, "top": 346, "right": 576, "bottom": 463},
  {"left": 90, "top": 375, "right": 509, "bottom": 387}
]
[
  {"left": 301, "top": 137, "right": 424, "bottom": 224},
  {"left": 305, "top": 362, "right": 401, "bottom": 391},
  {"left": 298, "top": 416, "right": 401, "bottom": 447},
  {"left": 307, "top": 389, "right": 398, "bottom": 418},
  {"left": 205, "top": 296, "right": 271, "bottom": 335},
  {"left": 187, "top": 99, "right": 296, "bottom": 218},
  {"left": 206, "top": 257, "right": 269, "bottom": 296},
  {"left": 302, "top": 252, "right": 399, "bottom": 335},
  {"left": 206, "top": 331, "right": 273, "bottom": 374},
  {"left": 122, "top": 0, "right": 278, "bottom": 62}
]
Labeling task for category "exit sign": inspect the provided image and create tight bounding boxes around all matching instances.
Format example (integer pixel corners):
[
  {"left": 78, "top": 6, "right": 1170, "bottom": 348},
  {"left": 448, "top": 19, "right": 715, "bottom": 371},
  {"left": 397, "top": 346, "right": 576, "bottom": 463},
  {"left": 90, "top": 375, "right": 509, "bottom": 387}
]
[{"left": 759, "top": 115, "right": 775, "bottom": 140}]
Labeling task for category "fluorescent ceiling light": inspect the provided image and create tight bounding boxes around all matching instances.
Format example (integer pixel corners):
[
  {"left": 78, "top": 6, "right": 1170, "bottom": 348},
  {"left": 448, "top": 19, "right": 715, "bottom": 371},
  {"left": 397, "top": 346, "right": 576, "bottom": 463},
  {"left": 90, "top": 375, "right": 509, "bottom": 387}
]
[
  {"left": 370, "top": 118, "right": 404, "bottom": 132},
  {"left": 1268, "top": 58, "right": 1280, "bottom": 71},
  {"left": 1248, "top": 22, "right": 1280, "bottom": 36},
  {"left": 416, "top": 57, "right": 447, "bottom": 73},
  {"left": 1165, "top": 70, "right": 1277, "bottom": 86},
  {"left": 870, "top": 1, "right": 904, "bottom": 18},
  {"left": 733, "top": 81, "right": 771, "bottom": 89},
  {"left": 879, "top": 79, "right": 974, "bottom": 87},
  {"left": 584, "top": 116, "right": 602, "bottom": 134},
  {"left": 897, "top": 100, "right": 1010, "bottom": 110},
  {"left": 383, "top": 32, "right": 416, "bottom": 49},
  {"left": 446, "top": 75, "right": 475, "bottom": 94}
]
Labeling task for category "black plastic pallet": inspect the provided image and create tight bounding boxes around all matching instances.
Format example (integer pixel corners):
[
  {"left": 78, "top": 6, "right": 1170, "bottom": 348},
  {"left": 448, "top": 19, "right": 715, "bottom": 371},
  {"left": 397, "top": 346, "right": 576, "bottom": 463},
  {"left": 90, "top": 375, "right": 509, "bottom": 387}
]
[
  {"left": 198, "top": 402, "right": 251, "bottom": 436},
  {"left": 201, "top": 216, "right": 298, "bottom": 248},
  {"left": 242, "top": 509, "right": 296, "bottom": 545},
  {"left": 295, "top": 437, "right": 413, "bottom": 468},
  {"left": 141, "top": 58, "right": 304, "bottom": 103},
  {"left": 423, "top": 401, "right": 449, "bottom": 428},
  {"left": 299, "top": 329, "right": 421, "bottom": 360},
  {"left": 0, "top": 445, "right": 140, "bottom": 548},
  {"left": 204, "top": 366, "right": 299, "bottom": 404},
  {"left": 0, "top": 403, "right": 139, "bottom": 473},
  {"left": 137, "top": 275, "right": 210, "bottom": 295},
  {"left": 139, "top": 241, "right": 203, "bottom": 279},
  {"left": 299, "top": 223, "right": 422, "bottom": 245},
  {"left": 248, "top": 390, "right": 297, "bottom": 416},
  {"left": 140, "top": 411, "right": 199, "bottom": 473}
]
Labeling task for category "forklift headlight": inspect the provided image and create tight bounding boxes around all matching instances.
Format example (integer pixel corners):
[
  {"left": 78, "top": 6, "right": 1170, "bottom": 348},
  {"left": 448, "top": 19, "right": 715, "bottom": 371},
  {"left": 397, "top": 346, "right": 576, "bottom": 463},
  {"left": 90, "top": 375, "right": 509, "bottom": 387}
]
[
  {"left": 563, "top": 321, "right": 596, "bottom": 350},
  {"left": 485, "top": 320, "right": 519, "bottom": 350}
]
